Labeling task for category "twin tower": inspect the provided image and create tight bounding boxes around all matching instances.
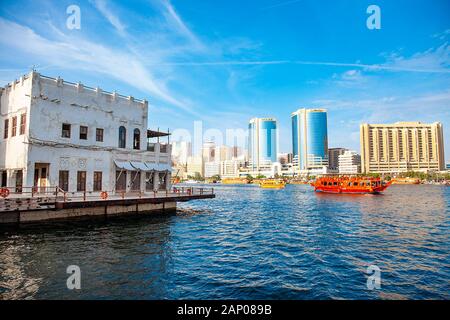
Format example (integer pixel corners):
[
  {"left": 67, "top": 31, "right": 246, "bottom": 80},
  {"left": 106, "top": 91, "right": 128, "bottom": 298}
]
[{"left": 248, "top": 109, "right": 328, "bottom": 173}]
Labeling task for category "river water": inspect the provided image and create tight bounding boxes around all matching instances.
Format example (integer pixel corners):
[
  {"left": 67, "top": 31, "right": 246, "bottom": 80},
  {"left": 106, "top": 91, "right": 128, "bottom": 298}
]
[{"left": 0, "top": 184, "right": 449, "bottom": 300}]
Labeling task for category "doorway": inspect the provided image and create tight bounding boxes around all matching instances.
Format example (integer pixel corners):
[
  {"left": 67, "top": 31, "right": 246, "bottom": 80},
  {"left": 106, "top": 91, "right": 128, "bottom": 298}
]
[{"left": 34, "top": 163, "right": 50, "bottom": 193}]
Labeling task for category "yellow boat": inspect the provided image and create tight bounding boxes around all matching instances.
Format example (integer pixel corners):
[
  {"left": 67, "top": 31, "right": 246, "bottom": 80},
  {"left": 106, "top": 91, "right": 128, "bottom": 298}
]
[{"left": 259, "top": 179, "right": 286, "bottom": 189}]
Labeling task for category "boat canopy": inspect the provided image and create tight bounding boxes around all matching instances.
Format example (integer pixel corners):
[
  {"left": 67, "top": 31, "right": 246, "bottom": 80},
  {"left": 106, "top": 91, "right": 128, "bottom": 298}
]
[{"left": 114, "top": 160, "right": 136, "bottom": 171}]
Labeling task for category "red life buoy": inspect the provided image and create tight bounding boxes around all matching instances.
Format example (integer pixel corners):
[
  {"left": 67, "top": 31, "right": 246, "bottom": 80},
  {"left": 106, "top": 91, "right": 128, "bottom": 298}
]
[
  {"left": 100, "top": 191, "right": 108, "bottom": 200},
  {"left": 0, "top": 187, "right": 10, "bottom": 198}
]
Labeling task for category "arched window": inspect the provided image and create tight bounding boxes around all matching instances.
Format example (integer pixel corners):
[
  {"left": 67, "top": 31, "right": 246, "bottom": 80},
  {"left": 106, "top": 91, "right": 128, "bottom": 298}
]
[
  {"left": 133, "top": 129, "right": 140, "bottom": 150},
  {"left": 119, "top": 126, "right": 126, "bottom": 148}
]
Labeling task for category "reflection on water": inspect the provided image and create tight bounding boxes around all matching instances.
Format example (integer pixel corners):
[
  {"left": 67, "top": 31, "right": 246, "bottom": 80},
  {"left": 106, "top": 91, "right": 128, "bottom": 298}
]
[{"left": 0, "top": 185, "right": 449, "bottom": 300}]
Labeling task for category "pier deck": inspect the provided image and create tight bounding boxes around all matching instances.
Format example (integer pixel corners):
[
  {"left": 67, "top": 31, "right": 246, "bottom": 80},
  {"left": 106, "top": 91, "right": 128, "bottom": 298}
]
[{"left": 0, "top": 187, "right": 215, "bottom": 224}]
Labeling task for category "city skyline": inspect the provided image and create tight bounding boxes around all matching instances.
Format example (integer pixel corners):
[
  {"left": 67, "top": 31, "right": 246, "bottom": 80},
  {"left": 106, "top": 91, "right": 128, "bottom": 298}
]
[{"left": 0, "top": 0, "right": 449, "bottom": 159}]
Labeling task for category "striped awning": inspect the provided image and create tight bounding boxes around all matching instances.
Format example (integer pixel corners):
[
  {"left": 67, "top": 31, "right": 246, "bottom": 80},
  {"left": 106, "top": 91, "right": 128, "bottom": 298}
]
[{"left": 114, "top": 160, "right": 136, "bottom": 171}]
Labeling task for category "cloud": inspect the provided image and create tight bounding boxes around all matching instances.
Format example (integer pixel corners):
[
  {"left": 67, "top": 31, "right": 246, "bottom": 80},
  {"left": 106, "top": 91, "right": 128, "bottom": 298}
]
[
  {"left": 91, "top": 0, "right": 127, "bottom": 37},
  {"left": 0, "top": 18, "right": 189, "bottom": 110}
]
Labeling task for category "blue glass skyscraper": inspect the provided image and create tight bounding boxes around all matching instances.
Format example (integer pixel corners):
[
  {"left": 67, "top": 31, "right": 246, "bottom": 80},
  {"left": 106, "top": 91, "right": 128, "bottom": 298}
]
[
  {"left": 248, "top": 118, "right": 278, "bottom": 171},
  {"left": 291, "top": 109, "right": 328, "bottom": 171}
]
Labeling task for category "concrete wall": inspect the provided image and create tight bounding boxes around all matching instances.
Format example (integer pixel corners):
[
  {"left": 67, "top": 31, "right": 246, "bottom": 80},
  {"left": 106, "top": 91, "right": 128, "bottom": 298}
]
[{"left": 0, "top": 202, "right": 177, "bottom": 224}]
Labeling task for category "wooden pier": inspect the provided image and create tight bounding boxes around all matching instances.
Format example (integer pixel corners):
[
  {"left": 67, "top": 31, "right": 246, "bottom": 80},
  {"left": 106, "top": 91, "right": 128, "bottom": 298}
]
[{"left": 0, "top": 186, "right": 215, "bottom": 224}]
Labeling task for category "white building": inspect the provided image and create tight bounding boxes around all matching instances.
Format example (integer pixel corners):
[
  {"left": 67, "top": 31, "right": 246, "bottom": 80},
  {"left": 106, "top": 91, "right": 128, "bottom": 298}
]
[
  {"left": 220, "top": 159, "right": 246, "bottom": 178},
  {"left": 204, "top": 162, "right": 220, "bottom": 178},
  {"left": 338, "top": 150, "right": 361, "bottom": 174},
  {"left": 0, "top": 72, "right": 172, "bottom": 193}
]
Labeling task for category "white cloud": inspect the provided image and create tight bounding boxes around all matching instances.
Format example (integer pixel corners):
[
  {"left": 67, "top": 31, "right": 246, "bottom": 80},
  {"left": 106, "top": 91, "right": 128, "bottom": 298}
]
[
  {"left": 91, "top": 0, "right": 127, "bottom": 37},
  {"left": 0, "top": 18, "right": 188, "bottom": 110}
]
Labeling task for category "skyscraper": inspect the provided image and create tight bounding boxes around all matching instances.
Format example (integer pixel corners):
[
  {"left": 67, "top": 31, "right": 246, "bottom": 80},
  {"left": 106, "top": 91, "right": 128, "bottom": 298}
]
[
  {"left": 291, "top": 108, "right": 329, "bottom": 172},
  {"left": 248, "top": 118, "right": 278, "bottom": 171}
]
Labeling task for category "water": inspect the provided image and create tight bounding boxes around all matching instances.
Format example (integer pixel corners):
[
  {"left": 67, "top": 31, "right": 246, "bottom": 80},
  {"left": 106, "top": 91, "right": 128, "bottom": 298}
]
[{"left": 0, "top": 184, "right": 449, "bottom": 300}]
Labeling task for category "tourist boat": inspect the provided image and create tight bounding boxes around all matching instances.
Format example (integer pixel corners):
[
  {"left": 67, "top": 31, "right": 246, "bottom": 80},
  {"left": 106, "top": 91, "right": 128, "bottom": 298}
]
[
  {"left": 259, "top": 179, "right": 286, "bottom": 189},
  {"left": 311, "top": 177, "right": 392, "bottom": 194}
]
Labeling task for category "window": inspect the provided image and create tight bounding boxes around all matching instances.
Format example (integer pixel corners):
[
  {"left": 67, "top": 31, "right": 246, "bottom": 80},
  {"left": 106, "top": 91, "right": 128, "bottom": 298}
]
[
  {"left": 3, "top": 119, "right": 9, "bottom": 139},
  {"left": 62, "top": 123, "right": 71, "bottom": 138},
  {"left": 77, "top": 171, "right": 86, "bottom": 192},
  {"left": 79, "top": 126, "right": 88, "bottom": 140},
  {"left": 93, "top": 172, "right": 102, "bottom": 191},
  {"left": 11, "top": 116, "right": 17, "bottom": 137},
  {"left": 59, "top": 171, "right": 69, "bottom": 192},
  {"left": 118, "top": 126, "right": 126, "bottom": 148},
  {"left": 1, "top": 171, "right": 6, "bottom": 187},
  {"left": 160, "top": 144, "right": 167, "bottom": 153},
  {"left": 133, "top": 129, "right": 140, "bottom": 150},
  {"left": 96, "top": 128, "right": 104, "bottom": 142},
  {"left": 19, "top": 113, "right": 26, "bottom": 135}
]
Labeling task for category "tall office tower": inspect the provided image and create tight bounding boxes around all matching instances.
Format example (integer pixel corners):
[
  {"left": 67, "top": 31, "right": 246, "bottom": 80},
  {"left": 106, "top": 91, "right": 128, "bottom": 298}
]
[
  {"left": 328, "top": 148, "right": 347, "bottom": 171},
  {"left": 291, "top": 108, "right": 329, "bottom": 171},
  {"left": 360, "top": 122, "right": 445, "bottom": 173},
  {"left": 248, "top": 118, "right": 278, "bottom": 171},
  {"left": 338, "top": 150, "right": 361, "bottom": 174}
]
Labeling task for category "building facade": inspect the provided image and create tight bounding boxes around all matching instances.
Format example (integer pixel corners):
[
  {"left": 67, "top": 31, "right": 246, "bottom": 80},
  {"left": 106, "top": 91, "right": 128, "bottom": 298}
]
[
  {"left": 291, "top": 108, "right": 329, "bottom": 173},
  {"left": 220, "top": 159, "right": 245, "bottom": 178},
  {"left": 338, "top": 150, "right": 361, "bottom": 174},
  {"left": 248, "top": 118, "right": 278, "bottom": 171},
  {"left": 328, "top": 148, "right": 347, "bottom": 172},
  {"left": 360, "top": 122, "right": 445, "bottom": 173},
  {"left": 0, "top": 72, "right": 172, "bottom": 193}
]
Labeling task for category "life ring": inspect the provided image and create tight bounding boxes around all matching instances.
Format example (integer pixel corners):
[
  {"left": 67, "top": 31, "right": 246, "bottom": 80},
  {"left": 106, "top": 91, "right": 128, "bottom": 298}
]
[
  {"left": 0, "top": 187, "right": 10, "bottom": 198},
  {"left": 100, "top": 191, "right": 108, "bottom": 200}
]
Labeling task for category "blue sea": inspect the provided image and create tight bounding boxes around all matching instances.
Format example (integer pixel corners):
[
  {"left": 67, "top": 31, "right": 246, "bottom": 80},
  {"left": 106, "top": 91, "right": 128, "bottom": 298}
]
[{"left": 0, "top": 184, "right": 449, "bottom": 299}]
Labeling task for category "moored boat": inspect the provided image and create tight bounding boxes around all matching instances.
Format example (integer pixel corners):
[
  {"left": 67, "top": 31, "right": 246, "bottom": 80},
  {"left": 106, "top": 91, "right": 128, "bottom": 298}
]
[
  {"left": 311, "top": 177, "right": 392, "bottom": 194},
  {"left": 259, "top": 179, "right": 286, "bottom": 189},
  {"left": 391, "top": 177, "right": 421, "bottom": 185}
]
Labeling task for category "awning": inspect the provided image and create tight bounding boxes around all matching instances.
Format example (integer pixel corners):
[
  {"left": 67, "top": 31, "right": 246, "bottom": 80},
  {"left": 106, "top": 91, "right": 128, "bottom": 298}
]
[
  {"left": 130, "top": 161, "right": 150, "bottom": 171},
  {"left": 114, "top": 160, "right": 136, "bottom": 171},
  {"left": 145, "top": 162, "right": 158, "bottom": 171},
  {"left": 158, "top": 163, "right": 172, "bottom": 171},
  {"left": 144, "top": 162, "right": 172, "bottom": 171}
]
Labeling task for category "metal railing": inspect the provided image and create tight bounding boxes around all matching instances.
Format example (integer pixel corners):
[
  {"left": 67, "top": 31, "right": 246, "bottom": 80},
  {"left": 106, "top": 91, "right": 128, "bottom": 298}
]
[{"left": 0, "top": 186, "right": 214, "bottom": 203}]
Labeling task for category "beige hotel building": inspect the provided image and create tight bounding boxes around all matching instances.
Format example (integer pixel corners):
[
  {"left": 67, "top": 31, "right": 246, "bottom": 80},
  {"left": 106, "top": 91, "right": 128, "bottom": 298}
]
[{"left": 360, "top": 122, "right": 445, "bottom": 174}]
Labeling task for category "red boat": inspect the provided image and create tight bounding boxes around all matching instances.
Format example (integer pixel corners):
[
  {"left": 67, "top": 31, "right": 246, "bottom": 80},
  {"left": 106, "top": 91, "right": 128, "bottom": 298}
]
[{"left": 311, "top": 177, "right": 392, "bottom": 194}]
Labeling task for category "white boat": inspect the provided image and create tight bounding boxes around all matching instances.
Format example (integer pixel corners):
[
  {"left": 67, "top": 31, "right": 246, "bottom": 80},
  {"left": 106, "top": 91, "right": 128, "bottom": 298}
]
[{"left": 184, "top": 180, "right": 200, "bottom": 184}]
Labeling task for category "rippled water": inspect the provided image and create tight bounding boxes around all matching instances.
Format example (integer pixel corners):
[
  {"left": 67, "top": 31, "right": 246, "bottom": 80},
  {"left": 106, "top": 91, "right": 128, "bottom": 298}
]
[{"left": 0, "top": 184, "right": 449, "bottom": 300}]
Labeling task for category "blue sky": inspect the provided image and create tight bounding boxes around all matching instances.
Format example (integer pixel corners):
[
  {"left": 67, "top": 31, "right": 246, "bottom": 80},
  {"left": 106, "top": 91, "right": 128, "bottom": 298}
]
[{"left": 0, "top": 0, "right": 449, "bottom": 159}]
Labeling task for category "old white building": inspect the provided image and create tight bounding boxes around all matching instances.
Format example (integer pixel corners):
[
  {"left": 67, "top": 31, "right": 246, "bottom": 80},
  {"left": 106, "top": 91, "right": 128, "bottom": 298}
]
[{"left": 0, "top": 71, "right": 172, "bottom": 194}]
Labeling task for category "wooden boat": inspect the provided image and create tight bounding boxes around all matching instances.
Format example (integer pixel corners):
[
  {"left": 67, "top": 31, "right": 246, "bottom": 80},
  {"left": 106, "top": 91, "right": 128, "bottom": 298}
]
[
  {"left": 259, "top": 179, "right": 286, "bottom": 189},
  {"left": 311, "top": 177, "right": 392, "bottom": 194}
]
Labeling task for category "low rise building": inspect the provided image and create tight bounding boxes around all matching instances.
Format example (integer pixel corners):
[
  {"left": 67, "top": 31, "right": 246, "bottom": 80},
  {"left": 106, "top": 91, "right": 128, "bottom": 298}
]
[{"left": 0, "top": 72, "right": 172, "bottom": 193}]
